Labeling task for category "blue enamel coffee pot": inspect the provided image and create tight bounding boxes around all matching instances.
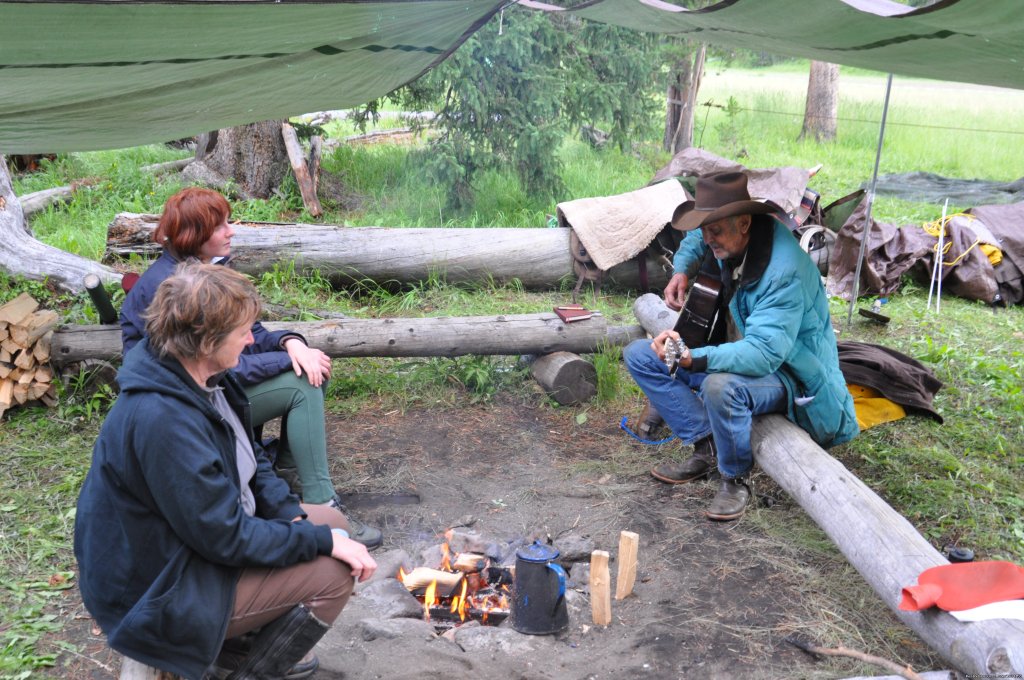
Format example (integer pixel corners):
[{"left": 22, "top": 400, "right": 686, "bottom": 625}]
[{"left": 510, "top": 541, "right": 569, "bottom": 635}]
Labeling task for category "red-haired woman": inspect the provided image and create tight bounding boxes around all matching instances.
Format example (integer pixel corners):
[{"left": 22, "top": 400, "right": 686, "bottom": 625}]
[{"left": 120, "top": 187, "right": 381, "bottom": 548}]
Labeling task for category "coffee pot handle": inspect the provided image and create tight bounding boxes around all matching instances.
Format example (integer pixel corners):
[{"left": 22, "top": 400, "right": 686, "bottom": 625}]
[{"left": 547, "top": 563, "right": 567, "bottom": 602}]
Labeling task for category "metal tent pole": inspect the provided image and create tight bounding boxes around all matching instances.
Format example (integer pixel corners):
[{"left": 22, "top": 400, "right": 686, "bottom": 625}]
[{"left": 846, "top": 73, "right": 894, "bottom": 327}]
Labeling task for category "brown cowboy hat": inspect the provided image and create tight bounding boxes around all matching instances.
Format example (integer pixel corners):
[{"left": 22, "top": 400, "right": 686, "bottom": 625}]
[{"left": 671, "top": 171, "right": 776, "bottom": 231}]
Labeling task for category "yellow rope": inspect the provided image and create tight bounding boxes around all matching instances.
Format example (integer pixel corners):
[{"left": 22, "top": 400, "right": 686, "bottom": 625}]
[{"left": 922, "top": 212, "right": 983, "bottom": 267}]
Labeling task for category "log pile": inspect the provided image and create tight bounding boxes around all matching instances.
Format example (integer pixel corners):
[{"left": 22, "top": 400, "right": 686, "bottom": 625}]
[{"left": 0, "top": 293, "right": 59, "bottom": 418}]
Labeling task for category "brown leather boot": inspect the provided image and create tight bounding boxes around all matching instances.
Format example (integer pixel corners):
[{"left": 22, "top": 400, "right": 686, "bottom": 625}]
[
  {"left": 705, "top": 476, "right": 753, "bottom": 521},
  {"left": 650, "top": 435, "right": 716, "bottom": 484}
]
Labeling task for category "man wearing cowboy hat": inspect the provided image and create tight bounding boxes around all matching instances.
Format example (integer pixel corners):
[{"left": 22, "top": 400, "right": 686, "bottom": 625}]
[{"left": 624, "top": 171, "right": 857, "bottom": 520}]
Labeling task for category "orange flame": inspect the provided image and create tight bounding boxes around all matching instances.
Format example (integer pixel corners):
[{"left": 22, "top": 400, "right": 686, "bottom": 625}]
[
  {"left": 457, "top": 578, "right": 468, "bottom": 621},
  {"left": 396, "top": 567, "right": 407, "bottom": 584},
  {"left": 440, "top": 543, "right": 452, "bottom": 571},
  {"left": 423, "top": 580, "right": 437, "bottom": 620}
]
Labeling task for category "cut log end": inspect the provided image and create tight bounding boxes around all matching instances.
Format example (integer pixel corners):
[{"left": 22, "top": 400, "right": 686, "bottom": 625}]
[{"left": 530, "top": 351, "right": 598, "bottom": 405}]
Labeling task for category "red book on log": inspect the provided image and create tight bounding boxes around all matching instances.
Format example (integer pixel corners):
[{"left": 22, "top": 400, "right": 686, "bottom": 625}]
[{"left": 554, "top": 305, "right": 592, "bottom": 323}]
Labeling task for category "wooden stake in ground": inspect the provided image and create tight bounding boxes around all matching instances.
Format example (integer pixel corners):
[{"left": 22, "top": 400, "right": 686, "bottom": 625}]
[
  {"left": 590, "top": 550, "right": 611, "bottom": 626},
  {"left": 614, "top": 531, "right": 639, "bottom": 600}
]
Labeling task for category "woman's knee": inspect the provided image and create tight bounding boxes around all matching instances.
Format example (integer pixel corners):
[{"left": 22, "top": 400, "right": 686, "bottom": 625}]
[{"left": 301, "top": 503, "right": 350, "bottom": 533}]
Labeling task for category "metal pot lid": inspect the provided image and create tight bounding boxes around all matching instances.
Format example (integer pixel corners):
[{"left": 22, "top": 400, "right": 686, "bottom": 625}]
[{"left": 516, "top": 541, "right": 560, "bottom": 563}]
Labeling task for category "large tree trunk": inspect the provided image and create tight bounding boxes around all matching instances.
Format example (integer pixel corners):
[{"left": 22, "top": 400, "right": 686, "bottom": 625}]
[
  {"left": 663, "top": 43, "right": 706, "bottom": 154},
  {"left": 48, "top": 315, "right": 646, "bottom": 366},
  {"left": 799, "top": 61, "right": 840, "bottom": 143},
  {"left": 188, "top": 120, "right": 289, "bottom": 198},
  {"left": 632, "top": 293, "right": 1024, "bottom": 675},
  {"left": 106, "top": 214, "right": 672, "bottom": 292},
  {"left": 0, "top": 157, "right": 120, "bottom": 293}
]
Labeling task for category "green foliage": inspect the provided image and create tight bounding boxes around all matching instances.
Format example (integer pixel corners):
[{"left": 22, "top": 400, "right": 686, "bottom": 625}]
[
  {"left": 591, "top": 342, "right": 623, "bottom": 403},
  {"left": 358, "top": 8, "right": 660, "bottom": 210}
]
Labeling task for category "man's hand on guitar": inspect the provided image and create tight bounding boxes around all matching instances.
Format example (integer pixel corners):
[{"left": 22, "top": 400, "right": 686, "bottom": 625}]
[
  {"left": 664, "top": 273, "right": 689, "bottom": 311},
  {"left": 653, "top": 330, "right": 690, "bottom": 375}
]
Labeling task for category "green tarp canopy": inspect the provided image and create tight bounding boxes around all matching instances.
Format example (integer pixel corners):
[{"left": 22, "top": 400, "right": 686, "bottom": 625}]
[{"left": 1, "top": 0, "right": 1022, "bottom": 153}]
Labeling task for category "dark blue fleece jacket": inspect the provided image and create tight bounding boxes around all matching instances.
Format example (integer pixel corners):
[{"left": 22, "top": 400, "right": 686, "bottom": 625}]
[
  {"left": 73, "top": 340, "right": 334, "bottom": 679},
  {"left": 119, "top": 251, "right": 297, "bottom": 385}
]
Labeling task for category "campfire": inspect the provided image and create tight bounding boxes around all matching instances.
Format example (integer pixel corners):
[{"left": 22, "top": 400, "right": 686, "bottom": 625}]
[{"left": 397, "top": 539, "right": 512, "bottom": 629}]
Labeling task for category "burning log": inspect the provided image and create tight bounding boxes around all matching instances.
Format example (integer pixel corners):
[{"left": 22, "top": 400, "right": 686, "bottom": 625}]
[
  {"left": 397, "top": 567, "right": 463, "bottom": 591},
  {"left": 632, "top": 291, "right": 1024, "bottom": 676},
  {"left": 452, "top": 553, "right": 487, "bottom": 572},
  {"left": 0, "top": 293, "right": 59, "bottom": 419},
  {"left": 47, "top": 316, "right": 646, "bottom": 367},
  {"left": 105, "top": 213, "right": 671, "bottom": 292}
]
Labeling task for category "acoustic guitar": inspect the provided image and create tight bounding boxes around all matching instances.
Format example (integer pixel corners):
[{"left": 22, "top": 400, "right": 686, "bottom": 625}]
[{"left": 664, "top": 270, "right": 723, "bottom": 375}]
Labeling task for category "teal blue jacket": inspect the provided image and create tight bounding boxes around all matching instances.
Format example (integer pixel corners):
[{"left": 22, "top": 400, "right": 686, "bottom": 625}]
[{"left": 673, "top": 217, "right": 858, "bottom": 448}]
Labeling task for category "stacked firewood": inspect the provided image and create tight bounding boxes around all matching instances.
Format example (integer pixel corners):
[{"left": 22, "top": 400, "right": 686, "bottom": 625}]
[{"left": 0, "top": 293, "right": 59, "bottom": 418}]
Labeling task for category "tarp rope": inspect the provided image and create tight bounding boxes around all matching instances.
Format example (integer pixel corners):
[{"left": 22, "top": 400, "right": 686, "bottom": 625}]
[{"left": 618, "top": 416, "right": 677, "bottom": 445}]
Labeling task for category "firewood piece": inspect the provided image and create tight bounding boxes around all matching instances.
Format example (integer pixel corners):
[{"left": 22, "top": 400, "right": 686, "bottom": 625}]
[
  {"left": 39, "top": 384, "right": 58, "bottom": 407},
  {"left": 614, "top": 531, "right": 639, "bottom": 600},
  {"left": 33, "top": 330, "right": 52, "bottom": 363},
  {"left": 29, "top": 381, "right": 51, "bottom": 400},
  {"left": 399, "top": 567, "right": 464, "bottom": 591},
  {"left": 33, "top": 365, "right": 53, "bottom": 383},
  {"left": 0, "top": 363, "right": 12, "bottom": 379},
  {"left": 2, "top": 338, "right": 19, "bottom": 355},
  {"left": 25, "top": 310, "right": 60, "bottom": 345},
  {"left": 530, "top": 351, "right": 598, "bottom": 405},
  {"left": 0, "top": 293, "right": 38, "bottom": 325},
  {"left": 9, "top": 323, "right": 28, "bottom": 346},
  {"left": 281, "top": 123, "right": 323, "bottom": 217},
  {"left": 17, "top": 369, "right": 33, "bottom": 384},
  {"left": 0, "top": 378, "right": 13, "bottom": 410},
  {"left": 12, "top": 382, "right": 29, "bottom": 405},
  {"left": 453, "top": 553, "right": 487, "bottom": 572},
  {"left": 590, "top": 550, "right": 611, "bottom": 626},
  {"left": 13, "top": 349, "right": 35, "bottom": 370},
  {"left": 0, "top": 320, "right": 8, "bottom": 341}
]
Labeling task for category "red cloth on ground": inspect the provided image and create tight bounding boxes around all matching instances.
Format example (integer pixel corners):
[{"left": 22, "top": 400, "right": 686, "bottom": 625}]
[{"left": 900, "top": 561, "right": 1024, "bottom": 611}]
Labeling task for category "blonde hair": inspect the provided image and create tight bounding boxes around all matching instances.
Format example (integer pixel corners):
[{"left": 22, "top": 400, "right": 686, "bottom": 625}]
[{"left": 143, "top": 262, "right": 261, "bottom": 361}]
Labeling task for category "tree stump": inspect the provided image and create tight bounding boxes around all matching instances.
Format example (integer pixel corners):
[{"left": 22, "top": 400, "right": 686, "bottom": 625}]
[{"left": 530, "top": 351, "right": 597, "bottom": 405}]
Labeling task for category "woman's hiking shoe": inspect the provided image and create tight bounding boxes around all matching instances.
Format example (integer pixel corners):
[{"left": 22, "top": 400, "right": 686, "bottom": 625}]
[{"left": 328, "top": 495, "right": 383, "bottom": 549}]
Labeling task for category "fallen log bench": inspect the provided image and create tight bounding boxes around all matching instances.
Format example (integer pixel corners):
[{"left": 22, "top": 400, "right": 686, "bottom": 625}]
[
  {"left": 49, "top": 313, "right": 646, "bottom": 366},
  {"left": 632, "top": 292, "right": 1024, "bottom": 675},
  {"left": 105, "top": 213, "right": 671, "bottom": 292}
]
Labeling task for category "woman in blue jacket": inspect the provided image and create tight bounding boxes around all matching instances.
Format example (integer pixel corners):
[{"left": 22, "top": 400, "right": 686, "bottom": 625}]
[
  {"left": 120, "top": 187, "right": 380, "bottom": 549},
  {"left": 76, "top": 263, "right": 376, "bottom": 679}
]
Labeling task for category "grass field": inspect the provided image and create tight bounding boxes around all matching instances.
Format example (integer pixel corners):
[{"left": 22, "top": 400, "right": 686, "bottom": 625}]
[{"left": 2, "top": 62, "right": 1023, "bottom": 677}]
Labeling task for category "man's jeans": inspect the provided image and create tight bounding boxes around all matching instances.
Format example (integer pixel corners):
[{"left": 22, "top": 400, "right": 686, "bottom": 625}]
[{"left": 623, "top": 338, "right": 788, "bottom": 478}]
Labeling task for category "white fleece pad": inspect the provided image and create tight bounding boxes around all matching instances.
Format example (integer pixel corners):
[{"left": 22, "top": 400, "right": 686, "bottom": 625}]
[{"left": 556, "top": 180, "right": 690, "bottom": 271}]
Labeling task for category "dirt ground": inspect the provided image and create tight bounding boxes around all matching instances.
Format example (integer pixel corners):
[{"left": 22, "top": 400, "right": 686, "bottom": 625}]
[{"left": 50, "top": 393, "right": 941, "bottom": 679}]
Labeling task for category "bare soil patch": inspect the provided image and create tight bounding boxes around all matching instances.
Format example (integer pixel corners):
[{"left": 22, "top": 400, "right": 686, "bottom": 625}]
[{"left": 49, "top": 393, "right": 939, "bottom": 679}]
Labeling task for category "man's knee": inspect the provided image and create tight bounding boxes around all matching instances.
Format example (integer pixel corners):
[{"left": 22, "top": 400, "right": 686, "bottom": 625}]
[
  {"left": 623, "top": 338, "right": 656, "bottom": 371},
  {"left": 700, "top": 373, "right": 744, "bottom": 411}
]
